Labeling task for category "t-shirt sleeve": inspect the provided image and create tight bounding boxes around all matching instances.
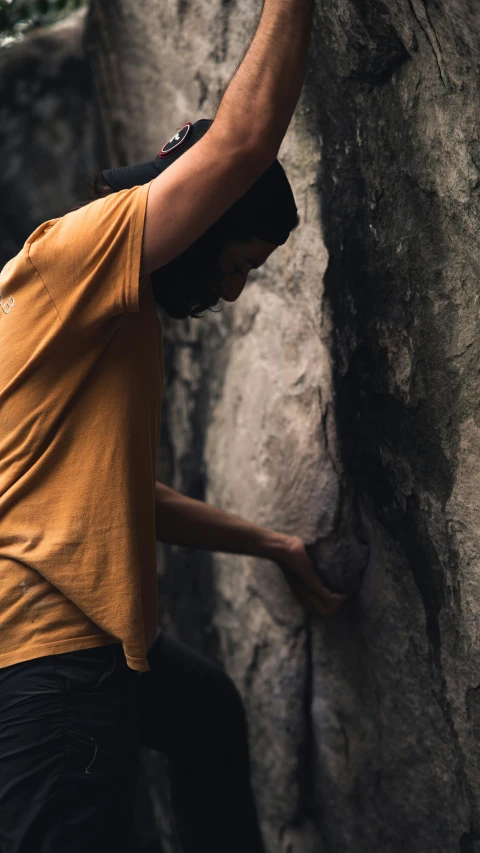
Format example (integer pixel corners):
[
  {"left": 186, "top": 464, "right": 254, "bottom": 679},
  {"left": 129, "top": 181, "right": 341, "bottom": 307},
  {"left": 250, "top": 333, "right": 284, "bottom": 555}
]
[{"left": 27, "top": 182, "right": 152, "bottom": 339}]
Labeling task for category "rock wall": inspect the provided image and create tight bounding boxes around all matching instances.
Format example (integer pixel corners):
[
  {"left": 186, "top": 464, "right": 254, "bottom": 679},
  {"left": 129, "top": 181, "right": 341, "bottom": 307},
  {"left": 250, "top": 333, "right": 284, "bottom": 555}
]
[
  {"left": 87, "top": 2, "right": 480, "bottom": 851},
  {"left": 0, "top": 10, "right": 105, "bottom": 269}
]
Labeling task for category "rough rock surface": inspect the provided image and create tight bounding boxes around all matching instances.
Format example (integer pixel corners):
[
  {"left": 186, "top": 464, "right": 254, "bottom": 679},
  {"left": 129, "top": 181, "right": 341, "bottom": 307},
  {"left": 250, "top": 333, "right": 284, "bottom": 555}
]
[
  {"left": 0, "top": 10, "right": 105, "bottom": 269},
  {"left": 87, "top": 1, "right": 480, "bottom": 851}
]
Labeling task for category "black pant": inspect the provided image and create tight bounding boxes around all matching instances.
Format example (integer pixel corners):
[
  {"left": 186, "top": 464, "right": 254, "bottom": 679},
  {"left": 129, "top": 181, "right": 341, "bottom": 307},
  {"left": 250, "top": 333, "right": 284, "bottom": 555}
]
[{"left": 0, "top": 631, "right": 266, "bottom": 853}]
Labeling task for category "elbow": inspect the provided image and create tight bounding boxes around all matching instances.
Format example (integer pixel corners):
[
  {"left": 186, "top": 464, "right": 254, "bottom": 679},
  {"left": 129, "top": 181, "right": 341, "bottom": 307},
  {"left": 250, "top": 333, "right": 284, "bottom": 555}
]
[
  {"left": 210, "top": 123, "right": 278, "bottom": 178},
  {"left": 240, "top": 136, "right": 278, "bottom": 178},
  {"left": 245, "top": 135, "right": 278, "bottom": 169}
]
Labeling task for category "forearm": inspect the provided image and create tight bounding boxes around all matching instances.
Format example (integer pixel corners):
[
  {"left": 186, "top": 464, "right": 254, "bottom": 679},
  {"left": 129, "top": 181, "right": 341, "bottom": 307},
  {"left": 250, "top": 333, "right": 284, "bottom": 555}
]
[
  {"left": 155, "top": 481, "right": 292, "bottom": 563},
  {"left": 214, "top": 0, "right": 314, "bottom": 157}
]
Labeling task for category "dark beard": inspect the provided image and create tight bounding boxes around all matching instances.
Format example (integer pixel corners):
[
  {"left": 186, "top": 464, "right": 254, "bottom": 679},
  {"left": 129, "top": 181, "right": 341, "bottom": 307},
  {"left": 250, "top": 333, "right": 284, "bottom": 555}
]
[{"left": 150, "top": 251, "right": 224, "bottom": 320}]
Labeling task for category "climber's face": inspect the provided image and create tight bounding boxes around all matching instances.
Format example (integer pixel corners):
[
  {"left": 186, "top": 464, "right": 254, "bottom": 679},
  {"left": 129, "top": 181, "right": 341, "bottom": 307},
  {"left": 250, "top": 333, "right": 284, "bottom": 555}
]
[{"left": 214, "top": 238, "right": 278, "bottom": 303}]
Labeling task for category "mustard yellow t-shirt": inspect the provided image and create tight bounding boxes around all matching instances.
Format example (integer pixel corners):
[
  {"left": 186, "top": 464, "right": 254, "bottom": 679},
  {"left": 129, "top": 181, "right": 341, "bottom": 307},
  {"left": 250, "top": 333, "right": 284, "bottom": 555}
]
[{"left": 0, "top": 182, "right": 163, "bottom": 673}]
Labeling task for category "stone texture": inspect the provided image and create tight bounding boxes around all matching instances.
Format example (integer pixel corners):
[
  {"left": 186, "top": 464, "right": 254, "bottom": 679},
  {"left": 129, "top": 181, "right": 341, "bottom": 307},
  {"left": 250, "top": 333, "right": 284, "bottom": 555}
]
[
  {"left": 0, "top": 9, "right": 105, "bottom": 269},
  {"left": 86, "top": 1, "right": 480, "bottom": 851}
]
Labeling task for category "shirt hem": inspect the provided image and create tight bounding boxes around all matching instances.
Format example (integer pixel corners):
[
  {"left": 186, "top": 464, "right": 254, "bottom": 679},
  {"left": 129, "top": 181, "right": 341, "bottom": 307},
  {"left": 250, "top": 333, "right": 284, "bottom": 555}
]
[{"left": 0, "top": 635, "right": 149, "bottom": 673}]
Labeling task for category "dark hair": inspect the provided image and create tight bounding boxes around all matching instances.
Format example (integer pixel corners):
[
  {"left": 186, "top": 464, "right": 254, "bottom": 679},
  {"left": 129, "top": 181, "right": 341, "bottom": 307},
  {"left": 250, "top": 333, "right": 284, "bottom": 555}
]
[
  {"left": 70, "top": 171, "right": 115, "bottom": 210},
  {"left": 72, "top": 164, "right": 299, "bottom": 319}
]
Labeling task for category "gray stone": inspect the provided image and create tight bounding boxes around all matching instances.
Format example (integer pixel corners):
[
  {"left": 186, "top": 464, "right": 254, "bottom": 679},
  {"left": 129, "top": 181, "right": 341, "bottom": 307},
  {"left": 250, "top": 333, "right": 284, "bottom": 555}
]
[
  {"left": 305, "top": 485, "right": 370, "bottom": 594},
  {"left": 84, "top": 1, "right": 480, "bottom": 850},
  {"left": 0, "top": 10, "right": 105, "bottom": 269}
]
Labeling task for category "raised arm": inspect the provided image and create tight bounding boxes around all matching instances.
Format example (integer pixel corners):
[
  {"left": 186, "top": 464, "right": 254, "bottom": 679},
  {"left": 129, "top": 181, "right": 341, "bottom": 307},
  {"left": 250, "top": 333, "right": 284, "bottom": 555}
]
[
  {"left": 214, "top": 0, "right": 314, "bottom": 156},
  {"left": 140, "top": 0, "right": 314, "bottom": 275}
]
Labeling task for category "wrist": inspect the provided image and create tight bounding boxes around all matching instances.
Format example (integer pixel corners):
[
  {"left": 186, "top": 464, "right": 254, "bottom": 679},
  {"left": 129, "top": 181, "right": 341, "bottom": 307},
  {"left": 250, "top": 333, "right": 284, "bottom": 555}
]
[{"left": 263, "top": 530, "right": 298, "bottom": 564}]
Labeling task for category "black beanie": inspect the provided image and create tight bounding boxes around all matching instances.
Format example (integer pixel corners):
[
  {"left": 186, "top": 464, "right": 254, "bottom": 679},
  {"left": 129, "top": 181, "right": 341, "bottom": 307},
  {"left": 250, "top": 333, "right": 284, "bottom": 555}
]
[{"left": 102, "top": 119, "right": 297, "bottom": 247}]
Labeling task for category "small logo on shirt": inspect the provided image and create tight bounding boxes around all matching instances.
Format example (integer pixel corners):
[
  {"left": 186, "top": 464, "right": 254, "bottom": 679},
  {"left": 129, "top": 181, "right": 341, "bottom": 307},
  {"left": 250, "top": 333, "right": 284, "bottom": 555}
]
[{"left": 0, "top": 291, "right": 14, "bottom": 315}]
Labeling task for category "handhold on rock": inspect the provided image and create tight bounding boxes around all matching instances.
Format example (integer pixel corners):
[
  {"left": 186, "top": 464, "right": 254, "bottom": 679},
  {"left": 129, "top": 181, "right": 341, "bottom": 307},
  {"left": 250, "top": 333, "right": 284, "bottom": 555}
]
[{"left": 305, "top": 486, "right": 370, "bottom": 595}]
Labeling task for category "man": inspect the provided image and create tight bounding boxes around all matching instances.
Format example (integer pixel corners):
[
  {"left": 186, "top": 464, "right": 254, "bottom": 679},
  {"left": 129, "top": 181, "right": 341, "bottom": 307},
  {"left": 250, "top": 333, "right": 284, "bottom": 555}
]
[{"left": 0, "top": 0, "right": 346, "bottom": 851}]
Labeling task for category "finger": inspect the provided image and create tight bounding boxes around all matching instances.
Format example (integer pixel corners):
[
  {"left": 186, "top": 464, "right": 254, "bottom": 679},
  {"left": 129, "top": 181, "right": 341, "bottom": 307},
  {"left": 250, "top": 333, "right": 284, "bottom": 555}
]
[
  {"left": 291, "top": 574, "right": 348, "bottom": 617},
  {"left": 284, "top": 564, "right": 348, "bottom": 606},
  {"left": 284, "top": 575, "right": 321, "bottom": 614},
  {"left": 286, "top": 575, "right": 342, "bottom": 618},
  {"left": 309, "top": 574, "right": 349, "bottom": 604}
]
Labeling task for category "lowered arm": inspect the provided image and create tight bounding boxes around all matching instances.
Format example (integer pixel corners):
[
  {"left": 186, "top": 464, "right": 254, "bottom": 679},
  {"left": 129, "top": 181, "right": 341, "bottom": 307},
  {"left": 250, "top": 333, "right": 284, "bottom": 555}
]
[{"left": 155, "top": 481, "right": 291, "bottom": 561}]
